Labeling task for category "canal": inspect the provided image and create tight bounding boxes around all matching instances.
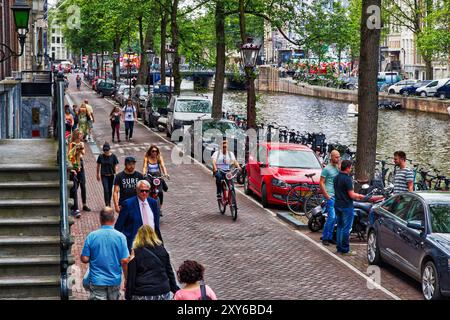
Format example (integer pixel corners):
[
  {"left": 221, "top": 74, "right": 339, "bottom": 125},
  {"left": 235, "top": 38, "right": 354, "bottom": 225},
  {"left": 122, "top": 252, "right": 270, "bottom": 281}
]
[{"left": 220, "top": 91, "right": 450, "bottom": 176}]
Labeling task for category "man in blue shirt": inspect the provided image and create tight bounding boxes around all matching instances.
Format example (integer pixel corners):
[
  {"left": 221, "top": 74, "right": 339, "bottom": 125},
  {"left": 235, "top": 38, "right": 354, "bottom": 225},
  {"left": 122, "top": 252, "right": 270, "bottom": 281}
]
[
  {"left": 333, "top": 160, "right": 367, "bottom": 255},
  {"left": 81, "top": 207, "right": 130, "bottom": 300},
  {"left": 319, "top": 150, "right": 340, "bottom": 246}
]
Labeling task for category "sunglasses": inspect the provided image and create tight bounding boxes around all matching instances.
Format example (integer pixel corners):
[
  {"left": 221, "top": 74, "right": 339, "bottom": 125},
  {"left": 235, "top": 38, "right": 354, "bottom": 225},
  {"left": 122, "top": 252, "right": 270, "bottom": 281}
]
[
  {"left": 139, "top": 189, "right": 150, "bottom": 193},
  {"left": 151, "top": 150, "right": 158, "bottom": 153}
]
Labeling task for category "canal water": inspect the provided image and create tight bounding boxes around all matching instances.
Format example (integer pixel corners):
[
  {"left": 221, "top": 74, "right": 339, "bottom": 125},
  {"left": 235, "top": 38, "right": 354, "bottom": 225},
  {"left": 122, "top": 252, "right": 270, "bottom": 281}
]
[{"left": 220, "top": 91, "right": 450, "bottom": 176}]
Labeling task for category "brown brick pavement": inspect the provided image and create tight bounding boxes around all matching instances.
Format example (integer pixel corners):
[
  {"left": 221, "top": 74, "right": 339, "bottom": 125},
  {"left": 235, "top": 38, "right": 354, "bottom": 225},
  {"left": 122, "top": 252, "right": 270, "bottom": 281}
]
[{"left": 66, "top": 75, "right": 411, "bottom": 300}]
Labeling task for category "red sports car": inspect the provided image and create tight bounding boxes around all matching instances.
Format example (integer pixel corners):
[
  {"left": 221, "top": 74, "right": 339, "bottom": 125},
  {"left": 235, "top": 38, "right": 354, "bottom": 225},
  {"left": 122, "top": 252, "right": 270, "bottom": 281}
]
[{"left": 244, "top": 142, "right": 323, "bottom": 207}]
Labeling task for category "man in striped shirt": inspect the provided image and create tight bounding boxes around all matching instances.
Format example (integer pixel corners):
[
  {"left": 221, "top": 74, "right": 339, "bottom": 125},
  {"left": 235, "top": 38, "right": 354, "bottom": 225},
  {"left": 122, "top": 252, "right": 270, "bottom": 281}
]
[{"left": 393, "top": 151, "right": 414, "bottom": 194}]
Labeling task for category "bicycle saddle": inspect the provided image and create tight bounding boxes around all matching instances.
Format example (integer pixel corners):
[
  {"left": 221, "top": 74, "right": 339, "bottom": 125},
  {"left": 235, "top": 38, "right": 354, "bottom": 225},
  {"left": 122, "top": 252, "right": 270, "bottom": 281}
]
[{"left": 305, "top": 173, "right": 316, "bottom": 178}]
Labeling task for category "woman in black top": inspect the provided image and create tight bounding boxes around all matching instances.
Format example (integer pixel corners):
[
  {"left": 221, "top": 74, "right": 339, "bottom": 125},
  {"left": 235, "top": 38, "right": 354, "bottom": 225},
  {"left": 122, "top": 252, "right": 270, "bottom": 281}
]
[
  {"left": 96, "top": 142, "right": 119, "bottom": 207},
  {"left": 126, "top": 225, "right": 179, "bottom": 300}
]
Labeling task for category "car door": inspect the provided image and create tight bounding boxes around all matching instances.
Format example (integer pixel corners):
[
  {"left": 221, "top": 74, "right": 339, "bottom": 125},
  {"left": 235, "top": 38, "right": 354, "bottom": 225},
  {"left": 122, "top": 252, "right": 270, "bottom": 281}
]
[
  {"left": 425, "top": 81, "right": 439, "bottom": 95},
  {"left": 248, "top": 145, "right": 266, "bottom": 194},
  {"left": 394, "top": 198, "right": 427, "bottom": 278}
]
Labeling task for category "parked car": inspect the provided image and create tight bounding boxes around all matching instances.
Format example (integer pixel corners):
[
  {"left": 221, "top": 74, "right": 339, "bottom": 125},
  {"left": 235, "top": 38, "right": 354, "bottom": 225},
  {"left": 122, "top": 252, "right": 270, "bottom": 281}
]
[
  {"left": 378, "top": 72, "right": 401, "bottom": 91},
  {"left": 131, "top": 85, "right": 150, "bottom": 118},
  {"left": 144, "top": 87, "right": 171, "bottom": 131},
  {"left": 96, "top": 80, "right": 116, "bottom": 97},
  {"left": 244, "top": 142, "right": 323, "bottom": 208},
  {"left": 416, "top": 78, "right": 450, "bottom": 97},
  {"left": 435, "top": 81, "right": 450, "bottom": 100},
  {"left": 388, "top": 79, "right": 418, "bottom": 94},
  {"left": 166, "top": 94, "right": 212, "bottom": 140},
  {"left": 91, "top": 77, "right": 105, "bottom": 91},
  {"left": 367, "top": 192, "right": 450, "bottom": 300},
  {"left": 115, "top": 87, "right": 131, "bottom": 106},
  {"left": 399, "top": 80, "right": 432, "bottom": 96},
  {"left": 187, "top": 118, "right": 246, "bottom": 165}
]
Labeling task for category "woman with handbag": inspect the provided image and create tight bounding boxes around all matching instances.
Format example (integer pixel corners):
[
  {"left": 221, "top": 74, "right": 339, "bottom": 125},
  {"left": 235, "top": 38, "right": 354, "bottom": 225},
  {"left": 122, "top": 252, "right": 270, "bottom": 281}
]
[
  {"left": 143, "top": 145, "right": 169, "bottom": 214},
  {"left": 125, "top": 225, "right": 179, "bottom": 300},
  {"left": 173, "top": 260, "right": 217, "bottom": 300}
]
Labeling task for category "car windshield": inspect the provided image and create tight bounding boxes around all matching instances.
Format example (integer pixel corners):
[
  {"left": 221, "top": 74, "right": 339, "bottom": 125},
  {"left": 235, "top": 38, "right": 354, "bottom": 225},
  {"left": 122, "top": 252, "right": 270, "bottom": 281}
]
[
  {"left": 202, "top": 121, "right": 239, "bottom": 134},
  {"left": 175, "top": 100, "right": 211, "bottom": 113},
  {"left": 268, "top": 150, "right": 321, "bottom": 169},
  {"left": 429, "top": 203, "right": 450, "bottom": 233}
]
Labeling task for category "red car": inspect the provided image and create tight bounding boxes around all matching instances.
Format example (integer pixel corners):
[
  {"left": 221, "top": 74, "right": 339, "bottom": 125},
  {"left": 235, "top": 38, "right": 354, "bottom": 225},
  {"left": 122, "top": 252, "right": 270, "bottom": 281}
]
[{"left": 244, "top": 142, "right": 323, "bottom": 207}]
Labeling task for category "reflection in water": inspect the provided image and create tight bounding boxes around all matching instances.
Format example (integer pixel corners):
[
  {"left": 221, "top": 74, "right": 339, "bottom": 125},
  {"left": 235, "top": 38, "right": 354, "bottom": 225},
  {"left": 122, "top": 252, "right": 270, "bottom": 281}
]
[{"left": 221, "top": 91, "right": 450, "bottom": 175}]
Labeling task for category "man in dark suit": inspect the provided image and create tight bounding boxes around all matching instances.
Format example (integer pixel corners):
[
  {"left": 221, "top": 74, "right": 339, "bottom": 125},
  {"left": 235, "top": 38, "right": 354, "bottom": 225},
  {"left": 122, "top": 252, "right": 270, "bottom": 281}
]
[{"left": 115, "top": 180, "right": 162, "bottom": 252}]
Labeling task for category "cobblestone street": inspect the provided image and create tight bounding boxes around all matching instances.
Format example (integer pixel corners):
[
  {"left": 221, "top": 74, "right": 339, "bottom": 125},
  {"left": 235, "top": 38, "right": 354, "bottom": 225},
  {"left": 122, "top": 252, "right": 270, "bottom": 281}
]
[{"left": 66, "top": 76, "right": 422, "bottom": 300}]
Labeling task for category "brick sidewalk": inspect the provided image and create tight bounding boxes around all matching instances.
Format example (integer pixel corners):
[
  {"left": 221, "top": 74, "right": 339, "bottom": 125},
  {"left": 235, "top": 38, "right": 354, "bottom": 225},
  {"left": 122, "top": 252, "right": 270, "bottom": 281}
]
[{"left": 66, "top": 75, "right": 408, "bottom": 300}]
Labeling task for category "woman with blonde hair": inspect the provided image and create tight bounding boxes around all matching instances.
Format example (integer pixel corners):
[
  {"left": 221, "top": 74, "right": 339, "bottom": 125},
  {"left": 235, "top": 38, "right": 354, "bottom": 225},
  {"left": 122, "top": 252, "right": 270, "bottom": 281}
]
[
  {"left": 143, "top": 145, "right": 169, "bottom": 213},
  {"left": 125, "top": 225, "right": 179, "bottom": 300},
  {"left": 77, "top": 103, "right": 90, "bottom": 140}
]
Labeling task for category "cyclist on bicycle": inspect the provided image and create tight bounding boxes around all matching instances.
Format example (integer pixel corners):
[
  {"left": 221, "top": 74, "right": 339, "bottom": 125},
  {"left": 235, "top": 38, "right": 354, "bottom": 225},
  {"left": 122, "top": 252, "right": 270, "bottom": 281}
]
[{"left": 212, "top": 140, "right": 241, "bottom": 199}]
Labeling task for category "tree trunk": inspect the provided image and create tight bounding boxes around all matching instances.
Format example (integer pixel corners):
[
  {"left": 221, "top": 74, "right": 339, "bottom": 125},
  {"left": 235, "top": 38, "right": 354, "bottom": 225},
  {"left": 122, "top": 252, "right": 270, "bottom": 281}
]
[
  {"left": 355, "top": 0, "right": 381, "bottom": 184},
  {"left": 160, "top": 10, "right": 168, "bottom": 86},
  {"left": 137, "top": 18, "right": 156, "bottom": 85},
  {"left": 171, "top": 0, "right": 181, "bottom": 96},
  {"left": 137, "top": 16, "right": 145, "bottom": 84},
  {"left": 212, "top": 0, "right": 226, "bottom": 119},
  {"left": 113, "top": 34, "right": 121, "bottom": 83},
  {"left": 338, "top": 48, "right": 342, "bottom": 76},
  {"left": 424, "top": 57, "right": 433, "bottom": 80}
]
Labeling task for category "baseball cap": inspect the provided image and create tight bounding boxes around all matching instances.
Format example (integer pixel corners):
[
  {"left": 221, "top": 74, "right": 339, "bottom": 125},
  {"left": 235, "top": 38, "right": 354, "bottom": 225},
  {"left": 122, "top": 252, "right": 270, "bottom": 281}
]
[
  {"left": 125, "top": 156, "right": 136, "bottom": 164},
  {"left": 102, "top": 143, "right": 110, "bottom": 151}
]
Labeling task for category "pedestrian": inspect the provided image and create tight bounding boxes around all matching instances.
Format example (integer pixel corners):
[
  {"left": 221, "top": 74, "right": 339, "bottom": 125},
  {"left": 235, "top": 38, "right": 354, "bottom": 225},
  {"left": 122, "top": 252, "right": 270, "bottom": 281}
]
[
  {"left": 125, "top": 225, "right": 179, "bottom": 300},
  {"left": 76, "top": 74, "right": 82, "bottom": 90},
  {"left": 115, "top": 180, "right": 162, "bottom": 252},
  {"left": 109, "top": 106, "right": 122, "bottom": 143},
  {"left": 64, "top": 105, "right": 74, "bottom": 139},
  {"left": 113, "top": 156, "right": 144, "bottom": 213},
  {"left": 84, "top": 99, "right": 95, "bottom": 142},
  {"left": 68, "top": 130, "right": 85, "bottom": 218},
  {"left": 122, "top": 99, "right": 137, "bottom": 142},
  {"left": 77, "top": 103, "right": 90, "bottom": 140},
  {"left": 173, "top": 260, "right": 217, "bottom": 300},
  {"left": 96, "top": 142, "right": 119, "bottom": 207},
  {"left": 392, "top": 150, "right": 414, "bottom": 194},
  {"left": 72, "top": 104, "right": 79, "bottom": 131},
  {"left": 81, "top": 207, "right": 130, "bottom": 300},
  {"left": 333, "top": 160, "right": 372, "bottom": 256},
  {"left": 143, "top": 145, "right": 169, "bottom": 213},
  {"left": 319, "top": 150, "right": 340, "bottom": 246}
]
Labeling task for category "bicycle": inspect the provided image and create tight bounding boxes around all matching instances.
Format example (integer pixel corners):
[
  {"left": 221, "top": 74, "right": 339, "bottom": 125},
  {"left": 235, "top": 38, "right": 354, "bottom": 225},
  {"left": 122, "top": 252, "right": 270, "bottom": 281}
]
[
  {"left": 217, "top": 168, "right": 240, "bottom": 221},
  {"left": 285, "top": 173, "right": 322, "bottom": 218}
]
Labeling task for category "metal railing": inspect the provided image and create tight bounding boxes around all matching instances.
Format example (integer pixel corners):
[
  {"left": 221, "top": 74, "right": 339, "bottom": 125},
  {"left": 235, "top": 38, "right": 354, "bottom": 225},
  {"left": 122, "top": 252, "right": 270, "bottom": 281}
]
[{"left": 55, "top": 73, "right": 71, "bottom": 300}]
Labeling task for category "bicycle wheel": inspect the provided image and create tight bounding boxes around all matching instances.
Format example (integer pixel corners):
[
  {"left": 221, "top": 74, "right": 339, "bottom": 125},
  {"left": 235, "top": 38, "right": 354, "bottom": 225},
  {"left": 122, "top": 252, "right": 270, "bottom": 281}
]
[
  {"left": 286, "top": 187, "right": 305, "bottom": 215},
  {"left": 218, "top": 182, "right": 228, "bottom": 214},
  {"left": 304, "top": 194, "right": 323, "bottom": 219},
  {"left": 229, "top": 188, "right": 238, "bottom": 221}
]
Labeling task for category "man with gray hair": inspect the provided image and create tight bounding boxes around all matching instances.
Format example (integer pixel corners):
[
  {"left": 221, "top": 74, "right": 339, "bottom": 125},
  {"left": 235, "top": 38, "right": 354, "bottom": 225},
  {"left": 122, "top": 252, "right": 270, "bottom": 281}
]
[
  {"left": 115, "top": 180, "right": 162, "bottom": 251},
  {"left": 81, "top": 207, "right": 130, "bottom": 300}
]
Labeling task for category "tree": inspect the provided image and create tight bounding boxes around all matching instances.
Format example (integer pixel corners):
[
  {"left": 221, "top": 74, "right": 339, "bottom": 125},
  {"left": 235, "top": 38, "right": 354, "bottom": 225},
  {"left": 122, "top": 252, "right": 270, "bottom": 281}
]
[{"left": 212, "top": 0, "right": 226, "bottom": 119}]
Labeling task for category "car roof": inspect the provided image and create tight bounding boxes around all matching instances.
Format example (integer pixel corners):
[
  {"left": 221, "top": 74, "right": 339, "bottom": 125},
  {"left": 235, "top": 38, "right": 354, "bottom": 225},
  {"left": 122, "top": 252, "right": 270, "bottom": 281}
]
[
  {"left": 175, "top": 94, "right": 210, "bottom": 101},
  {"left": 202, "top": 119, "right": 235, "bottom": 124},
  {"left": 259, "top": 142, "right": 314, "bottom": 151},
  {"left": 413, "top": 192, "right": 450, "bottom": 204}
]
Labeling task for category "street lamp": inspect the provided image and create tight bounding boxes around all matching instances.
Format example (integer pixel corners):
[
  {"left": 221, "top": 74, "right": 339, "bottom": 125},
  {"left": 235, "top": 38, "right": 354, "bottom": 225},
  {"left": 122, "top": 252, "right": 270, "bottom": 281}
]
[
  {"left": 113, "top": 52, "right": 119, "bottom": 87},
  {"left": 240, "top": 37, "right": 260, "bottom": 163},
  {"left": 146, "top": 49, "right": 155, "bottom": 94},
  {"left": 126, "top": 48, "right": 134, "bottom": 94},
  {"left": 0, "top": 0, "right": 31, "bottom": 63},
  {"left": 166, "top": 45, "right": 175, "bottom": 98}
]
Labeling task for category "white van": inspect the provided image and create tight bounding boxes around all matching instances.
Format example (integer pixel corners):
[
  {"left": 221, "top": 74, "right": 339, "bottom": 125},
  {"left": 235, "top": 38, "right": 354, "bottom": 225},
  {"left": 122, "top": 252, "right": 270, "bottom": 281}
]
[
  {"left": 416, "top": 78, "right": 450, "bottom": 97},
  {"left": 166, "top": 95, "right": 212, "bottom": 140}
]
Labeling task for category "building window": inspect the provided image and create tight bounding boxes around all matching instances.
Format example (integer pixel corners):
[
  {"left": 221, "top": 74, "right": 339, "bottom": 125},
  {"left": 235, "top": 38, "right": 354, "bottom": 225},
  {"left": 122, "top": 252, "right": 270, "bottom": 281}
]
[
  {"left": 57, "top": 37, "right": 60, "bottom": 44},
  {"left": 52, "top": 36, "right": 55, "bottom": 43}
]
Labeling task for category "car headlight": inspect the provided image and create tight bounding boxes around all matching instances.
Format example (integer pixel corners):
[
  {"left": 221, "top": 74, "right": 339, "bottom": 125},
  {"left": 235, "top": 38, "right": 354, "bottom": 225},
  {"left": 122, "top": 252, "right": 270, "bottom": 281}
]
[{"left": 272, "top": 178, "right": 287, "bottom": 188}]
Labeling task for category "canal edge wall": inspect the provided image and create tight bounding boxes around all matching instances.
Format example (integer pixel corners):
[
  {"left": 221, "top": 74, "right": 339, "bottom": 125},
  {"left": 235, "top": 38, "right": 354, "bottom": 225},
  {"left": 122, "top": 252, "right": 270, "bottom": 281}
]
[{"left": 255, "top": 66, "right": 450, "bottom": 116}]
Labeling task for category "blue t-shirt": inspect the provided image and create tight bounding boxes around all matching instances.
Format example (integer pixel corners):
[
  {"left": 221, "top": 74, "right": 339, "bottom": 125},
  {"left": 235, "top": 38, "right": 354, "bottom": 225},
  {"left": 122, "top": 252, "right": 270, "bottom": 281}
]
[
  {"left": 333, "top": 172, "right": 354, "bottom": 208},
  {"left": 321, "top": 164, "right": 339, "bottom": 197},
  {"left": 81, "top": 226, "right": 129, "bottom": 286}
]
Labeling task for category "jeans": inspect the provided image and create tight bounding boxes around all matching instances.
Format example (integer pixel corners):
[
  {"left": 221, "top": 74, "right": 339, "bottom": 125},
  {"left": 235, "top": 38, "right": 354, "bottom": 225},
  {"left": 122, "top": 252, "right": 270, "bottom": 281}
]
[
  {"left": 70, "top": 172, "right": 79, "bottom": 211},
  {"left": 322, "top": 197, "right": 336, "bottom": 241},
  {"left": 335, "top": 206, "right": 355, "bottom": 253},
  {"left": 124, "top": 121, "right": 134, "bottom": 139},
  {"left": 215, "top": 171, "right": 225, "bottom": 195},
  {"left": 101, "top": 175, "right": 115, "bottom": 206},
  {"left": 89, "top": 284, "right": 120, "bottom": 300},
  {"left": 111, "top": 121, "right": 120, "bottom": 141}
]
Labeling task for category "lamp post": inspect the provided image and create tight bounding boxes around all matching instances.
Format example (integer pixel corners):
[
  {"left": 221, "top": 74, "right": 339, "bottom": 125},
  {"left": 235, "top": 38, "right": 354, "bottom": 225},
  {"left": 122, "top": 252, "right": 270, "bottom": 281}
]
[
  {"left": 126, "top": 48, "right": 134, "bottom": 94},
  {"left": 113, "top": 52, "right": 119, "bottom": 87},
  {"left": 166, "top": 45, "right": 175, "bottom": 98},
  {"left": 240, "top": 37, "right": 260, "bottom": 163},
  {"left": 0, "top": 0, "right": 31, "bottom": 63},
  {"left": 146, "top": 49, "right": 155, "bottom": 94}
]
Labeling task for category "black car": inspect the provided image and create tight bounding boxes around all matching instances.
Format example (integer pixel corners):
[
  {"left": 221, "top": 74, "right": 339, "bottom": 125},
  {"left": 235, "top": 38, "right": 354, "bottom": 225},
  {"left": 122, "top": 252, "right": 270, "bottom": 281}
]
[
  {"left": 367, "top": 192, "right": 450, "bottom": 300},
  {"left": 96, "top": 81, "right": 116, "bottom": 97},
  {"left": 145, "top": 90, "right": 171, "bottom": 131},
  {"left": 399, "top": 80, "right": 432, "bottom": 96}
]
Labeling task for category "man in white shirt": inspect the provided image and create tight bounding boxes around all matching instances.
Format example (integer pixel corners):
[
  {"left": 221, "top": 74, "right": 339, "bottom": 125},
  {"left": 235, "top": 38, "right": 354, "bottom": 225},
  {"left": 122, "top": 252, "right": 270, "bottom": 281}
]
[
  {"left": 212, "top": 140, "right": 241, "bottom": 199},
  {"left": 115, "top": 180, "right": 162, "bottom": 252},
  {"left": 122, "top": 99, "right": 137, "bottom": 141}
]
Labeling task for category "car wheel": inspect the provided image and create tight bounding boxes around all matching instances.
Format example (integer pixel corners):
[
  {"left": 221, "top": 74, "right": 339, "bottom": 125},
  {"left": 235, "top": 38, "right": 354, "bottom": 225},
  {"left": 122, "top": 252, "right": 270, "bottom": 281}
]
[
  {"left": 244, "top": 174, "right": 252, "bottom": 195},
  {"left": 308, "top": 216, "right": 324, "bottom": 232},
  {"left": 422, "top": 261, "right": 442, "bottom": 300},
  {"left": 439, "top": 93, "right": 446, "bottom": 100},
  {"left": 420, "top": 91, "right": 427, "bottom": 97},
  {"left": 367, "top": 230, "right": 382, "bottom": 265},
  {"left": 261, "top": 184, "right": 268, "bottom": 208},
  {"left": 389, "top": 89, "right": 395, "bottom": 94}
]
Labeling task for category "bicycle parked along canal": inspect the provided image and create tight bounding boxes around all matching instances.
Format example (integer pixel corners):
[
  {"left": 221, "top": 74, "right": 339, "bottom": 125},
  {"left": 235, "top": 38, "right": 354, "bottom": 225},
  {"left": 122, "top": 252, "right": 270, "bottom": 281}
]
[{"left": 286, "top": 173, "right": 322, "bottom": 218}]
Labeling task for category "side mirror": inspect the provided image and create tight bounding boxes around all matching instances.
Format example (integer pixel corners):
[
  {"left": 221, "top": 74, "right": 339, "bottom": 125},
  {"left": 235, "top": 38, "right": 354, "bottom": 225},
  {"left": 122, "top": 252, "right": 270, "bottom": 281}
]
[{"left": 407, "top": 220, "right": 425, "bottom": 231}]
